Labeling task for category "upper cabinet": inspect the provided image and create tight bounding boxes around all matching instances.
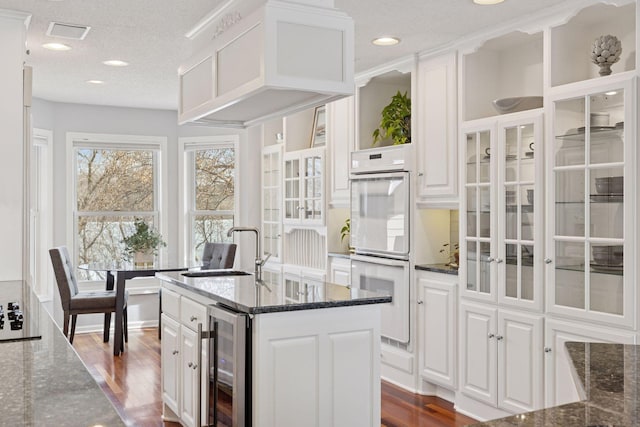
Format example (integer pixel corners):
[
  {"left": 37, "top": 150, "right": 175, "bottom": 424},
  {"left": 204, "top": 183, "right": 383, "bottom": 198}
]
[
  {"left": 461, "top": 31, "right": 543, "bottom": 122},
  {"left": 326, "top": 96, "right": 355, "bottom": 208},
  {"left": 416, "top": 52, "right": 458, "bottom": 207},
  {"left": 283, "top": 147, "right": 325, "bottom": 226},
  {"left": 549, "top": 2, "right": 636, "bottom": 88},
  {"left": 355, "top": 57, "right": 414, "bottom": 151}
]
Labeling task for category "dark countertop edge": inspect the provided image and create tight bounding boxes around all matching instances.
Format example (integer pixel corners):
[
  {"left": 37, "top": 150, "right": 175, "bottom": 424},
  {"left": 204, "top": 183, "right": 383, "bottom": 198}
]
[
  {"left": 328, "top": 252, "right": 351, "bottom": 259},
  {"left": 160, "top": 276, "right": 392, "bottom": 315},
  {"left": 415, "top": 263, "right": 459, "bottom": 275}
]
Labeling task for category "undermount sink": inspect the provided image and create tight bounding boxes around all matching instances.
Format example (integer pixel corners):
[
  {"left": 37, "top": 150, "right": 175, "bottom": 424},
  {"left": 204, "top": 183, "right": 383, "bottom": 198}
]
[{"left": 182, "top": 270, "right": 252, "bottom": 278}]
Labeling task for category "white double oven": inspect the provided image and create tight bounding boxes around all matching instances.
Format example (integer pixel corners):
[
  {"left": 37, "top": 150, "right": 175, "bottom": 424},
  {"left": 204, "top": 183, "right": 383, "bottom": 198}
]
[{"left": 350, "top": 145, "right": 411, "bottom": 345}]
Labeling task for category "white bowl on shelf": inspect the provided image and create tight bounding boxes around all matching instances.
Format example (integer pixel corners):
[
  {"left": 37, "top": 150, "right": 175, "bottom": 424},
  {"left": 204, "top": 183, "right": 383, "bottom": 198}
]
[{"left": 492, "top": 96, "right": 543, "bottom": 114}]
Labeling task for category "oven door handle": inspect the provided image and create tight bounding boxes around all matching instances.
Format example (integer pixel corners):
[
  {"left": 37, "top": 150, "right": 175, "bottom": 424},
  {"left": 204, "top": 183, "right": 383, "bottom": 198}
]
[
  {"left": 351, "top": 254, "right": 408, "bottom": 267},
  {"left": 349, "top": 171, "right": 408, "bottom": 180}
]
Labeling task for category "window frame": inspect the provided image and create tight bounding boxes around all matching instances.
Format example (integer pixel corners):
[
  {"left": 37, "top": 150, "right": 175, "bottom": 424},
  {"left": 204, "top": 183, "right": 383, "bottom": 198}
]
[
  {"left": 179, "top": 135, "right": 240, "bottom": 265},
  {"left": 66, "top": 132, "right": 168, "bottom": 283}
]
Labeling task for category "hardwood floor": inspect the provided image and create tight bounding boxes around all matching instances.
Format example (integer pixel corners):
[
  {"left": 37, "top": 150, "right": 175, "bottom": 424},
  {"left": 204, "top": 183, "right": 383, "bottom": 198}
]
[{"left": 73, "top": 328, "right": 477, "bottom": 427}]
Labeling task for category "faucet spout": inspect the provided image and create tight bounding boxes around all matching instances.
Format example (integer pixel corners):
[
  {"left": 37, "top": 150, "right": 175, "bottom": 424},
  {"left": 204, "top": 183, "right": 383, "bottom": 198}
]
[{"left": 226, "top": 226, "right": 264, "bottom": 280}]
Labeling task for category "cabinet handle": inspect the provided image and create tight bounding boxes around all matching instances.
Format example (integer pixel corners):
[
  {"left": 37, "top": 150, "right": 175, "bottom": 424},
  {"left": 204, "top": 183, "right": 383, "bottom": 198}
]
[
  {"left": 544, "top": 258, "right": 553, "bottom": 264},
  {"left": 192, "top": 364, "right": 198, "bottom": 370},
  {"left": 172, "top": 350, "right": 179, "bottom": 355},
  {"left": 418, "top": 172, "right": 424, "bottom": 177},
  {"left": 544, "top": 347, "right": 552, "bottom": 353},
  {"left": 488, "top": 333, "right": 495, "bottom": 339},
  {"left": 487, "top": 257, "right": 495, "bottom": 263},
  {"left": 496, "top": 335, "right": 504, "bottom": 341},
  {"left": 190, "top": 316, "right": 198, "bottom": 322},
  {"left": 188, "top": 362, "right": 193, "bottom": 368},
  {"left": 417, "top": 300, "right": 424, "bottom": 305},
  {"left": 495, "top": 258, "right": 504, "bottom": 264}
]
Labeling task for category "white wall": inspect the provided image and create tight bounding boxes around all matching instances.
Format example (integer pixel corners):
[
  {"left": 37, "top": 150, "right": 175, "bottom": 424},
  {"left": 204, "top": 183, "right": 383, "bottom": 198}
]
[{"left": 31, "top": 98, "right": 260, "bottom": 332}]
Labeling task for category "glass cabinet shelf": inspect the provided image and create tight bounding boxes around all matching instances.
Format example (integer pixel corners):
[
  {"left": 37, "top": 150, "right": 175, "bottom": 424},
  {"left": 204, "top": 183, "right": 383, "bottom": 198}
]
[
  {"left": 555, "top": 264, "right": 623, "bottom": 276},
  {"left": 555, "top": 197, "right": 623, "bottom": 204},
  {"left": 555, "top": 126, "right": 623, "bottom": 141}
]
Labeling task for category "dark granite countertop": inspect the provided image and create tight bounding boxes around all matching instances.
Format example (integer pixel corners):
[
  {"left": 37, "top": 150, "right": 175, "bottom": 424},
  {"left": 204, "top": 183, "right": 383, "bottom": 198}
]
[
  {"left": 468, "top": 342, "right": 639, "bottom": 426},
  {"left": 415, "top": 263, "right": 459, "bottom": 275},
  {"left": 328, "top": 252, "right": 351, "bottom": 259},
  {"left": 0, "top": 285, "right": 125, "bottom": 426},
  {"left": 156, "top": 271, "right": 392, "bottom": 314}
]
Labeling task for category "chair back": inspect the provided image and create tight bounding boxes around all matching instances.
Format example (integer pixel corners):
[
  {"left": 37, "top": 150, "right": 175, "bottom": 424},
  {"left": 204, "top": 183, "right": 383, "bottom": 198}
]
[
  {"left": 202, "top": 242, "right": 237, "bottom": 269},
  {"left": 49, "top": 246, "right": 79, "bottom": 310}
]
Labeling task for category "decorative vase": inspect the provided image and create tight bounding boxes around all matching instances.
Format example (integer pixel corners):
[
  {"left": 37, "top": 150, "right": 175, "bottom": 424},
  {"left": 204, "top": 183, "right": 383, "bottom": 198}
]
[
  {"left": 134, "top": 250, "right": 154, "bottom": 267},
  {"left": 591, "top": 35, "right": 622, "bottom": 76}
]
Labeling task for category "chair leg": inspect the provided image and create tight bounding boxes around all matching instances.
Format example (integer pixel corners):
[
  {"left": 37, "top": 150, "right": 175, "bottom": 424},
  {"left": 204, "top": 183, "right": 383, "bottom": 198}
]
[
  {"left": 123, "top": 306, "right": 128, "bottom": 343},
  {"left": 69, "top": 314, "right": 77, "bottom": 344},
  {"left": 103, "top": 313, "right": 111, "bottom": 343},
  {"left": 158, "top": 288, "right": 162, "bottom": 340},
  {"left": 63, "top": 312, "right": 70, "bottom": 338}
]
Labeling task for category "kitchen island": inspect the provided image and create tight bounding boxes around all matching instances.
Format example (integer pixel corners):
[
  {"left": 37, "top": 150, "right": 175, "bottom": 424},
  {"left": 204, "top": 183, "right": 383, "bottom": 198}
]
[
  {"left": 470, "top": 342, "right": 640, "bottom": 426},
  {"left": 156, "top": 270, "right": 391, "bottom": 427},
  {"left": 0, "top": 287, "right": 125, "bottom": 426}
]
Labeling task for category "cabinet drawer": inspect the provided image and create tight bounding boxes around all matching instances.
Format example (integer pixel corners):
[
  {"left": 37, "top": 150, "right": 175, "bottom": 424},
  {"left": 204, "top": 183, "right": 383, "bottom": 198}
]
[
  {"left": 180, "top": 297, "right": 208, "bottom": 331},
  {"left": 161, "top": 287, "right": 180, "bottom": 319}
]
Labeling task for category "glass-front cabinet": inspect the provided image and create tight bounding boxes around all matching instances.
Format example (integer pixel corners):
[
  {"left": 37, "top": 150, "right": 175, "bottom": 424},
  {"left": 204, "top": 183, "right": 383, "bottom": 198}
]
[
  {"left": 283, "top": 147, "right": 325, "bottom": 226},
  {"left": 262, "top": 144, "right": 283, "bottom": 262},
  {"left": 547, "top": 78, "right": 634, "bottom": 327},
  {"left": 461, "top": 111, "right": 544, "bottom": 310}
]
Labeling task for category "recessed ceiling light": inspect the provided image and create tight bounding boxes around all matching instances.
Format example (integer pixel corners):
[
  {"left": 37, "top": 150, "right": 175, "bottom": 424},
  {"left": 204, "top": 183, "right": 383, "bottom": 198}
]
[
  {"left": 86, "top": 80, "right": 105, "bottom": 85},
  {"left": 372, "top": 36, "right": 400, "bottom": 46},
  {"left": 42, "top": 42, "right": 71, "bottom": 51},
  {"left": 103, "top": 60, "right": 129, "bottom": 67},
  {"left": 473, "top": 0, "right": 505, "bottom": 4}
]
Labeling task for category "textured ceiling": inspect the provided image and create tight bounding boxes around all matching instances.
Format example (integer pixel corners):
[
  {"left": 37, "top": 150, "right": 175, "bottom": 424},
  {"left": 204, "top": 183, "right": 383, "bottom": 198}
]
[{"left": 0, "top": 0, "right": 575, "bottom": 110}]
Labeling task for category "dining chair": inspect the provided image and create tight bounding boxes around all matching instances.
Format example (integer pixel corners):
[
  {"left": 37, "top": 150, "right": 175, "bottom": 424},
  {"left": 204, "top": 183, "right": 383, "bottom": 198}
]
[
  {"left": 158, "top": 242, "right": 237, "bottom": 339},
  {"left": 49, "top": 246, "right": 128, "bottom": 345}
]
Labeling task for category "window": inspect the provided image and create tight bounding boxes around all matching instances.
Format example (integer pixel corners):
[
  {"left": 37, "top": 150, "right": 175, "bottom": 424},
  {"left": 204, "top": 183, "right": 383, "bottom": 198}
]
[
  {"left": 68, "top": 133, "right": 166, "bottom": 280},
  {"left": 182, "top": 136, "right": 238, "bottom": 264}
]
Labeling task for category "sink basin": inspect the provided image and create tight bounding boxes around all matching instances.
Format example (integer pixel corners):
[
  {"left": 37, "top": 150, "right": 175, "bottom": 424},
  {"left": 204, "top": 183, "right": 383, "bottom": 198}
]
[{"left": 182, "top": 270, "right": 252, "bottom": 278}]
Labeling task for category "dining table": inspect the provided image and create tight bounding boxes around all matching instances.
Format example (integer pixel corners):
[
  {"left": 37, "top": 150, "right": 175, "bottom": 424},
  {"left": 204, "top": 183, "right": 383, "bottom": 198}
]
[{"left": 78, "top": 261, "right": 192, "bottom": 355}]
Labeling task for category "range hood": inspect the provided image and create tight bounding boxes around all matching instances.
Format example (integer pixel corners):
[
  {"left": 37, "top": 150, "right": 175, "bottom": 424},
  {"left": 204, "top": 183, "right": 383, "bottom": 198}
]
[{"left": 178, "top": 0, "right": 354, "bottom": 128}]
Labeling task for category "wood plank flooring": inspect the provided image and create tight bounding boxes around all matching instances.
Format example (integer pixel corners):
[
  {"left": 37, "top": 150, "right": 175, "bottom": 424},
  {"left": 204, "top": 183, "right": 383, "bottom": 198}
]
[{"left": 73, "top": 328, "right": 477, "bottom": 427}]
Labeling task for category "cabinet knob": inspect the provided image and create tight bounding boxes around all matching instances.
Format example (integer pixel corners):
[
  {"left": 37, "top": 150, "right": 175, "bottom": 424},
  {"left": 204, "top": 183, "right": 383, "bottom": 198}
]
[
  {"left": 192, "top": 364, "right": 198, "bottom": 370},
  {"left": 496, "top": 335, "right": 504, "bottom": 341},
  {"left": 418, "top": 172, "right": 424, "bottom": 177},
  {"left": 544, "top": 347, "right": 552, "bottom": 353},
  {"left": 487, "top": 257, "right": 495, "bottom": 263},
  {"left": 544, "top": 258, "right": 553, "bottom": 264},
  {"left": 172, "top": 350, "right": 179, "bottom": 355},
  {"left": 488, "top": 333, "right": 495, "bottom": 339},
  {"left": 417, "top": 300, "right": 424, "bottom": 305},
  {"left": 188, "top": 362, "right": 193, "bottom": 368},
  {"left": 495, "top": 258, "right": 504, "bottom": 264},
  {"left": 190, "top": 316, "right": 197, "bottom": 322}
]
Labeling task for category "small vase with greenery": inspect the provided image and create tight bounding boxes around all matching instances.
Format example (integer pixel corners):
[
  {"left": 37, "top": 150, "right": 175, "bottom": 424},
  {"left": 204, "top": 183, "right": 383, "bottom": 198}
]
[
  {"left": 372, "top": 90, "right": 411, "bottom": 146},
  {"left": 122, "top": 218, "right": 166, "bottom": 266},
  {"left": 340, "top": 218, "right": 353, "bottom": 253}
]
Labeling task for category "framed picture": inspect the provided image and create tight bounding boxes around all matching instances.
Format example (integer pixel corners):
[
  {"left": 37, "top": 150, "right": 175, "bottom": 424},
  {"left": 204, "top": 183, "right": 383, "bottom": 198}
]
[{"left": 310, "top": 106, "right": 326, "bottom": 147}]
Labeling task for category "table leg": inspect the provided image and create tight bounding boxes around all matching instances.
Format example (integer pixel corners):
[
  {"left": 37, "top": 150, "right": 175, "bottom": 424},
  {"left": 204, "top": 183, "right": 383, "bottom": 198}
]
[
  {"left": 104, "top": 271, "right": 115, "bottom": 343},
  {"left": 113, "top": 272, "right": 127, "bottom": 356}
]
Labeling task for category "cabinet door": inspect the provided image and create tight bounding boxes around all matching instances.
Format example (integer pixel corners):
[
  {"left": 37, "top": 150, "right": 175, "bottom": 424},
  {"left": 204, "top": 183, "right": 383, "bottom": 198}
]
[
  {"left": 416, "top": 52, "right": 458, "bottom": 205},
  {"left": 461, "top": 124, "right": 497, "bottom": 302},
  {"left": 497, "top": 310, "right": 543, "bottom": 413},
  {"left": 161, "top": 314, "right": 181, "bottom": 416},
  {"left": 459, "top": 300, "right": 497, "bottom": 405},
  {"left": 547, "top": 79, "right": 634, "bottom": 327},
  {"left": 329, "top": 257, "right": 350, "bottom": 286},
  {"left": 327, "top": 96, "right": 355, "bottom": 207},
  {"left": 544, "top": 318, "right": 636, "bottom": 407},
  {"left": 180, "top": 327, "right": 199, "bottom": 427},
  {"left": 283, "top": 154, "right": 301, "bottom": 222},
  {"left": 497, "top": 113, "right": 544, "bottom": 311},
  {"left": 262, "top": 144, "right": 283, "bottom": 262},
  {"left": 418, "top": 273, "right": 456, "bottom": 388},
  {"left": 300, "top": 147, "right": 325, "bottom": 225}
]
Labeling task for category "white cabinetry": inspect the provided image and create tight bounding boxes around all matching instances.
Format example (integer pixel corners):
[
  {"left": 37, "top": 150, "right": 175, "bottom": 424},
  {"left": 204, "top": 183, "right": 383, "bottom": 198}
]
[
  {"left": 161, "top": 286, "right": 208, "bottom": 427},
  {"left": 262, "top": 143, "right": 283, "bottom": 262},
  {"left": 417, "top": 270, "right": 456, "bottom": 389},
  {"left": 328, "top": 255, "right": 350, "bottom": 286},
  {"left": 416, "top": 52, "right": 458, "bottom": 206},
  {"left": 283, "top": 147, "right": 325, "bottom": 226},
  {"left": 544, "top": 317, "right": 636, "bottom": 407},
  {"left": 459, "top": 300, "right": 544, "bottom": 414},
  {"left": 327, "top": 96, "right": 355, "bottom": 207},
  {"left": 252, "top": 304, "right": 381, "bottom": 427}
]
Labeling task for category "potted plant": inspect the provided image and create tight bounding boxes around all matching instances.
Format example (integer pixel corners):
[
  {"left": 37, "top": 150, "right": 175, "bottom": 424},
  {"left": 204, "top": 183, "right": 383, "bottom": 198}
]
[
  {"left": 122, "top": 218, "right": 166, "bottom": 266},
  {"left": 372, "top": 90, "right": 411, "bottom": 146},
  {"left": 440, "top": 242, "right": 460, "bottom": 268},
  {"left": 340, "top": 218, "right": 352, "bottom": 252}
]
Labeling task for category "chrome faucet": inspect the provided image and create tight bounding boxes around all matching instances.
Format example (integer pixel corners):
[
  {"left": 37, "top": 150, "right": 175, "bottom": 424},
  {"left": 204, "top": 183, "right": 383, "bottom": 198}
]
[{"left": 226, "top": 226, "right": 271, "bottom": 280}]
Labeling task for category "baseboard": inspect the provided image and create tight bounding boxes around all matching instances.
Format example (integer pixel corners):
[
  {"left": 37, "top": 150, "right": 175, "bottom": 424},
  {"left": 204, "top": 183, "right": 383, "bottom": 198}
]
[{"left": 75, "top": 320, "right": 159, "bottom": 335}]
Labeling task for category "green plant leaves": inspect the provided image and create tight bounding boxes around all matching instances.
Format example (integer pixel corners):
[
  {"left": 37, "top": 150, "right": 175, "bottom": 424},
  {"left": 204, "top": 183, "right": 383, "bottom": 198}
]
[{"left": 372, "top": 91, "right": 411, "bottom": 146}]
